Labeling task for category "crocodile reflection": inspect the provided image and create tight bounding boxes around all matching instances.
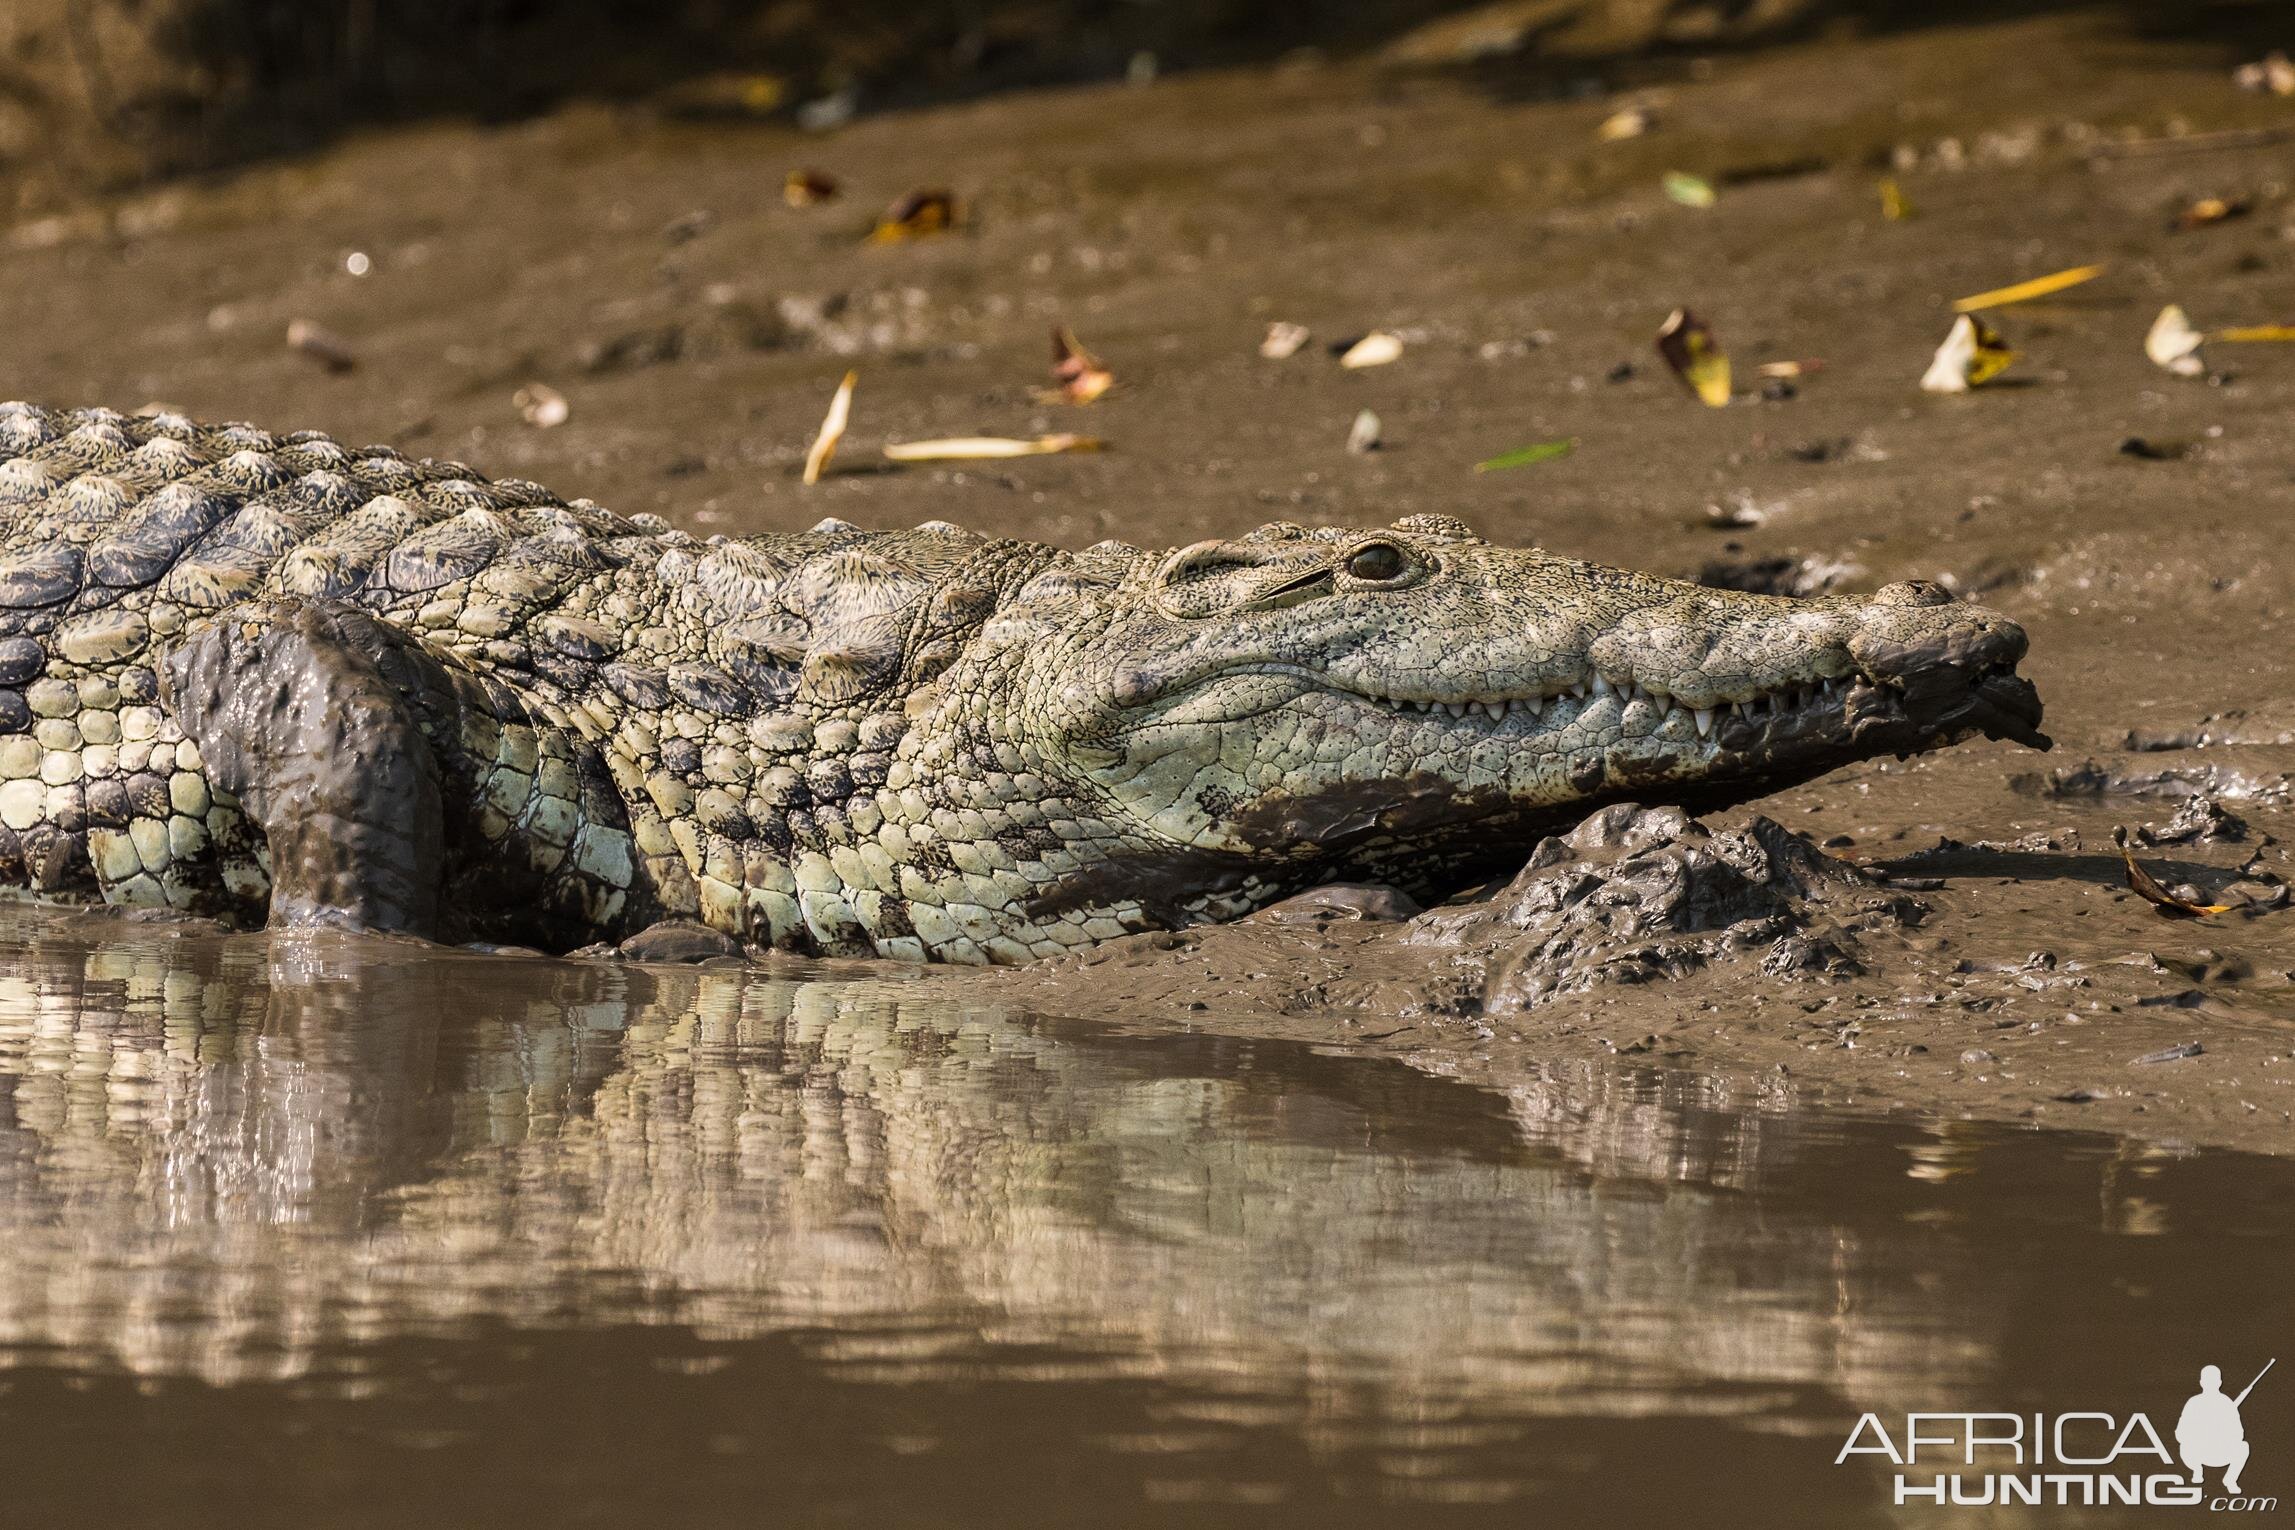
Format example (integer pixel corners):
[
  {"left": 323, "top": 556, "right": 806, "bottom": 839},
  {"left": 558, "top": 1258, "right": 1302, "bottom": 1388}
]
[{"left": 0, "top": 907, "right": 2138, "bottom": 1416}]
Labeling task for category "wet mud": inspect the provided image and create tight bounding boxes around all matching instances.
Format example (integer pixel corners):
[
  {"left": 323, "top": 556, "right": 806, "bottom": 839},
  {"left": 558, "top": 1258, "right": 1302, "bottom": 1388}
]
[{"left": 4, "top": 6, "right": 2295, "bottom": 1152}]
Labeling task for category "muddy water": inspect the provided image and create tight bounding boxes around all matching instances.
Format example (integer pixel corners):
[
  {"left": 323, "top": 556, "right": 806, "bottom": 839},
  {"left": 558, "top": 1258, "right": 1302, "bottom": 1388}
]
[
  {"left": 0, "top": 907, "right": 2287, "bottom": 1526},
  {"left": 7, "top": 5, "right": 2295, "bottom": 1148}
]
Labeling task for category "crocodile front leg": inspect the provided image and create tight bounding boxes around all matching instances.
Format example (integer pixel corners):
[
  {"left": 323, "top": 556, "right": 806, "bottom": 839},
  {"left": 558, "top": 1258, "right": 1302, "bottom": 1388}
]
[{"left": 163, "top": 598, "right": 641, "bottom": 944}]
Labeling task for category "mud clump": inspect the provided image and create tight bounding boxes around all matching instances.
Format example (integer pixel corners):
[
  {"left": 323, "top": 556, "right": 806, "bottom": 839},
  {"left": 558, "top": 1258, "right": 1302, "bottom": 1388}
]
[
  {"left": 2137, "top": 793, "right": 2249, "bottom": 847},
  {"left": 1406, "top": 805, "right": 1923, "bottom": 1013}
]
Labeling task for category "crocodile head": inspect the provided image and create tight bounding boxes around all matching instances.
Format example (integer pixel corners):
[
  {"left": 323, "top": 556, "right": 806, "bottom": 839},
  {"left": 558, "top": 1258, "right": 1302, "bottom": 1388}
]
[{"left": 990, "top": 515, "right": 2046, "bottom": 906}]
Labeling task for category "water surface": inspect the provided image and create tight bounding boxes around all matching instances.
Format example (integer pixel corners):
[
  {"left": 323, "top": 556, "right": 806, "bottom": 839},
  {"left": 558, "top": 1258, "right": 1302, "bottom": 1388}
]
[{"left": 0, "top": 908, "right": 2287, "bottom": 1526}]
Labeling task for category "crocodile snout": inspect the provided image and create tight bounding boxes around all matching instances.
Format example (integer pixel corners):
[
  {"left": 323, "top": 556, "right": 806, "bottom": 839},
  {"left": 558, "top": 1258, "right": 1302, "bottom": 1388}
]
[{"left": 1846, "top": 589, "right": 2048, "bottom": 751}]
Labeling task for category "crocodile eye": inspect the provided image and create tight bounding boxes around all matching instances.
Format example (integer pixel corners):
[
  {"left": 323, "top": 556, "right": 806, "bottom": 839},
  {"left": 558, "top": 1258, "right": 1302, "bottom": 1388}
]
[{"left": 1344, "top": 542, "right": 1408, "bottom": 583}]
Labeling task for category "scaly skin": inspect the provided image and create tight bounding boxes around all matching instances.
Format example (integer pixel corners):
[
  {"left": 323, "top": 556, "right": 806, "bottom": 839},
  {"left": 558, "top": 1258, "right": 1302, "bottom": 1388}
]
[{"left": 0, "top": 403, "right": 2048, "bottom": 962}]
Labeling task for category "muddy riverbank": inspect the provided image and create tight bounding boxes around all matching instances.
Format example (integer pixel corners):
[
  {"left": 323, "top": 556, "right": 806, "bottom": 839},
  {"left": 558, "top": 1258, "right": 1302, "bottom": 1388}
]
[{"left": 3, "top": 3, "right": 2293, "bottom": 1153}]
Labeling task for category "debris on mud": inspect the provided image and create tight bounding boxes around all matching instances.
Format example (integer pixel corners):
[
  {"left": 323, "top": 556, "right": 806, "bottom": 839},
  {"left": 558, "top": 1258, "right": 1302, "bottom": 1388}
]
[
  {"left": 1346, "top": 408, "right": 1382, "bottom": 454},
  {"left": 515, "top": 382, "right": 570, "bottom": 428},
  {"left": 2137, "top": 794, "right": 2249, "bottom": 846},
  {"left": 1662, "top": 171, "right": 1716, "bottom": 208},
  {"left": 2146, "top": 304, "right": 2208, "bottom": 376},
  {"left": 784, "top": 169, "right": 840, "bottom": 207},
  {"left": 2115, "top": 827, "right": 2236, "bottom": 918},
  {"left": 1044, "top": 325, "right": 1114, "bottom": 404},
  {"left": 1597, "top": 104, "right": 1654, "bottom": 141},
  {"left": 1405, "top": 805, "right": 1924, "bottom": 1013},
  {"left": 2019, "top": 761, "right": 2294, "bottom": 805},
  {"left": 867, "top": 189, "right": 957, "bottom": 243},
  {"left": 2172, "top": 196, "right": 2249, "bottom": 232},
  {"left": 802, "top": 370, "right": 857, "bottom": 484},
  {"left": 1922, "top": 313, "right": 2013, "bottom": 393},
  {"left": 286, "top": 318, "right": 358, "bottom": 374},
  {"left": 1259, "top": 321, "right": 1310, "bottom": 359},
  {"left": 2233, "top": 51, "right": 2295, "bottom": 96},
  {"left": 1696, "top": 553, "right": 1857, "bottom": 597},
  {"left": 1655, "top": 308, "right": 1730, "bottom": 406},
  {"left": 882, "top": 433, "right": 1101, "bottom": 461},
  {"left": 1338, "top": 331, "right": 1403, "bottom": 369},
  {"left": 1951, "top": 264, "right": 2102, "bottom": 312},
  {"left": 1473, "top": 439, "right": 1571, "bottom": 473}
]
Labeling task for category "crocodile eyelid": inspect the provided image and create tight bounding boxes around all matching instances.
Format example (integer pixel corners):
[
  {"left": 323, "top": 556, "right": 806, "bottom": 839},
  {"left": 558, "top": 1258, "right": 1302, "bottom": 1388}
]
[{"left": 1252, "top": 564, "right": 1337, "bottom": 604}]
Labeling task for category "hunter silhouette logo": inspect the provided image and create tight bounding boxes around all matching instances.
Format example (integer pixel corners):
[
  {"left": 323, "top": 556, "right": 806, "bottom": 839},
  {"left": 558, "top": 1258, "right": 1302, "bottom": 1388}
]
[
  {"left": 1837, "top": 1357, "right": 2277, "bottom": 1510},
  {"left": 2179, "top": 1360, "right": 2271, "bottom": 1497}
]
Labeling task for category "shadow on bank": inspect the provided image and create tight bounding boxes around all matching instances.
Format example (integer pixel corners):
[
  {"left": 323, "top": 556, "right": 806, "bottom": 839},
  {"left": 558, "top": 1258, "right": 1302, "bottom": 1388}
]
[{"left": 0, "top": 0, "right": 2282, "bottom": 196}]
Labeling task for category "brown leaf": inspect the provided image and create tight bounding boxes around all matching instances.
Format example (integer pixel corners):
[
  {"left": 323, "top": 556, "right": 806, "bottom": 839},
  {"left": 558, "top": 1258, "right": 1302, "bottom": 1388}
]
[{"left": 2115, "top": 828, "right": 2234, "bottom": 917}]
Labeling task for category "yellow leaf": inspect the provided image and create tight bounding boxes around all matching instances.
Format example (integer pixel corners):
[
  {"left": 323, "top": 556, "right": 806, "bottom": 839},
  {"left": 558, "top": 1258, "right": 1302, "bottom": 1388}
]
[
  {"left": 883, "top": 435, "right": 1102, "bottom": 462},
  {"left": 1655, "top": 308, "right": 1731, "bottom": 407},
  {"left": 867, "top": 190, "right": 958, "bottom": 244},
  {"left": 1951, "top": 264, "right": 2103, "bottom": 313},
  {"left": 1878, "top": 178, "right": 1912, "bottom": 220}
]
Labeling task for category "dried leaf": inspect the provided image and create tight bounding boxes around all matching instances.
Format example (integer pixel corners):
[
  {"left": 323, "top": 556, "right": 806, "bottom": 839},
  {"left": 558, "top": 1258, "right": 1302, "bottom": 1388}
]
[
  {"left": 867, "top": 190, "right": 957, "bottom": 244},
  {"left": 514, "top": 383, "right": 569, "bottom": 428},
  {"left": 2173, "top": 195, "right": 2249, "bottom": 231},
  {"left": 803, "top": 370, "right": 857, "bottom": 485},
  {"left": 883, "top": 434, "right": 1102, "bottom": 462},
  {"left": 1878, "top": 177, "right": 1913, "bottom": 220},
  {"left": 1338, "top": 331, "right": 1404, "bottom": 369},
  {"left": 2117, "top": 829, "right": 2234, "bottom": 917},
  {"left": 285, "top": 318, "right": 357, "bottom": 374},
  {"left": 1347, "top": 409, "right": 1382, "bottom": 454},
  {"left": 2216, "top": 324, "right": 2295, "bottom": 343},
  {"left": 1260, "top": 321, "right": 1311, "bottom": 360},
  {"left": 1921, "top": 313, "right": 2015, "bottom": 393},
  {"left": 1042, "top": 325, "right": 1114, "bottom": 404},
  {"left": 784, "top": 169, "right": 840, "bottom": 208},
  {"left": 1474, "top": 439, "right": 1573, "bottom": 473},
  {"left": 1755, "top": 359, "right": 1824, "bottom": 379},
  {"left": 1597, "top": 105, "right": 1654, "bottom": 141},
  {"left": 1655, "top": 308, "right": 1730, "bottom": 407},
  {"left": 2145, "top": 305, "right": 2207, "bottom": 377},
  {"left": 1951, "top": 264, "right": 2103, "bottom": 313},
  {"left": 1662, "top": 171, "right": 1716, "bottom": 208}
]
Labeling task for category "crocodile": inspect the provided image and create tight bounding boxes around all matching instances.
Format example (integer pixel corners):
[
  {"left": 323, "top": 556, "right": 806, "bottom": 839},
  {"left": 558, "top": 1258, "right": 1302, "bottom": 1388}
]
[{"left": 0, "top": 402, "right": 2049, "bottom": 963}]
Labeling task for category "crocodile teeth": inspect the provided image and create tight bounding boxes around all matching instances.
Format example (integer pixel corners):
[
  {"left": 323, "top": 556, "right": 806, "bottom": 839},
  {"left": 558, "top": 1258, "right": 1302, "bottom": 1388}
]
[
  {"left": 1694, "top": 707, "right": 1714, "bottom": 739},
  {"left": 1732, "top": 699, "right": 1751, "bottom": 719},
  {"left": 1445, "top": 702, "right": 1467, "bottom": 718},
  {"left": 1523, "top": 695, "right": 1544, "bottom": 717},
  {"left": 1591, "top": 675, "right": 1615, "bottom": 699}
]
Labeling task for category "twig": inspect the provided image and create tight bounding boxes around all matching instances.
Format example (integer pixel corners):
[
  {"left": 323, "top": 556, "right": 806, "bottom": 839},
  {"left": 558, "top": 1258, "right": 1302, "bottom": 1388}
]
[{"left": 2087, "top": 123, "right": 2295, "bottom": 160}]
